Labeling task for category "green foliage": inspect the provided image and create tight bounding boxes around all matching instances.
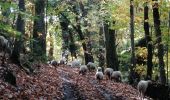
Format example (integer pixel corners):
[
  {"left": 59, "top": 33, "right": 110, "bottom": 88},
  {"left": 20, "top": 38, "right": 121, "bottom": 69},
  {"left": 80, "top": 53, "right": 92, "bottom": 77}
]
[
  {"left": 0, "top": 23, "right": 21, "bottom": 38},
  {"left": 134, "top": 64, "right": 146, "bottom": 78},
  {"left": 118, "top": 51, "right": 131, "bottom": 71},
  {"left": 135, "top": 47, "right": 147, "bottom": 62}
]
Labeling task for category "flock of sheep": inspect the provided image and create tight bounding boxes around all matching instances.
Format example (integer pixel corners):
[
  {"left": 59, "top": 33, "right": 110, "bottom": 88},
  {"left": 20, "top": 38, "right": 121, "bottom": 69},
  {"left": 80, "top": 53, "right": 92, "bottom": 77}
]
[
  {"left": 0, "top": 35, "right": 169, "bottom": 100},
  {"left": 47, "top": 59, "right": 155, "bottom": 100},
  {"left": 78, "top": 62, "right": 154, "bottom": 100}
]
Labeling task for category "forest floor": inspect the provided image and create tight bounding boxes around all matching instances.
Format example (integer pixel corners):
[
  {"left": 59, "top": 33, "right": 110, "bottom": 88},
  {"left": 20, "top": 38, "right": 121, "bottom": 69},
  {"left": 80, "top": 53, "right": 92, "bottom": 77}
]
[{"left": 0, "top": 62, "right": 142, "bottom": 100}]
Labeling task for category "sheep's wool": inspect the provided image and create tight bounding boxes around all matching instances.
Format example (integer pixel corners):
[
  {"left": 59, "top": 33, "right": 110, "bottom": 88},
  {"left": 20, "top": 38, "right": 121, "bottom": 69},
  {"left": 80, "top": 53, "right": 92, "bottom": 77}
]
[
  {"left": 137, "top": 80, "right": 149, "bottom": 94},
  {"left": 96, "top": 72, "right": 104, "bottom": 80}
]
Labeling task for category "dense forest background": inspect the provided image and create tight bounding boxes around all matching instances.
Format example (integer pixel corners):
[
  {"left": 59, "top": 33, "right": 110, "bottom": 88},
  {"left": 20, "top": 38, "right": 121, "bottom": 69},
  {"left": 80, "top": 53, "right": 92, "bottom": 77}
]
[{"left": 0, "top": 0, "right": 170, "bottom": 99}]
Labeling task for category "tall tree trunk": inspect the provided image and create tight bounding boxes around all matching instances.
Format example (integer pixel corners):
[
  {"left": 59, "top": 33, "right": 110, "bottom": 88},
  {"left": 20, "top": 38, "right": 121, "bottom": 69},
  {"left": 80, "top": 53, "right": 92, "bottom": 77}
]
[
  {"left": 33, "top": 0, "right": 46, "bottom": 60},
  {"left": 11, "top": 0, "right": 25, "bottom": 65},
  {"left": 45, "top": 0, "right": 48, "bottom": 37},
  {"left": 79, "top": 1, "right": 94, "bottom": 64},
  {"left": 152, "top": 0, "right": 166, "bottom": 84},
  {"left": 167, "top": 12, "right": 170, "bottom": 83},
  {"left": 104, "top": 21, "right": 118, "bottom": 70},
  {"left": 68, "top": 29, "right": 77, "bottom": 60},
  {"left": 144, "top": 2, "right": 153, "bottom": 80},
  {"left": 75, "top": 18, "right": 90, "bottom": 64},
  {"left": 48, "top": 32, "right": 53, "bottom": 60},
  {"left": 60, "top": 15, "right": 78, "bottom": 60},
  {"left": 99, "top": 24, "right": 105, "bottom": 47},
  {"left": 129, "top": 0, "right": 136, "bottom": 84},
  {"left": 59, "top": 18, "right": 69, "bottom": 50},
  {"left": 59, "top": 13, "right": 77, "bottom": 60},
  {"left": 72, "top": 4, "right": 93, "bottom": 64}
]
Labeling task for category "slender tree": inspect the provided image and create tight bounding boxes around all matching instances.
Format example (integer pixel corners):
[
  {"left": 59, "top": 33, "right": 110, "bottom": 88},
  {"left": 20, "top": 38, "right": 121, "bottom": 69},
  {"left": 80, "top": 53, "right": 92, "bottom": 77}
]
[
  {"left": 79, "top": 1, "right": 94, "bottom": 64},
  {"left": 33, "top": 0, "right": 46, "bottom": 60},
  {"left": 152, "top": 0, "right": 166, "bottom": 84},
  {"left": 167, "top": 12, "right": 170, "bottom": 83},
  {"left": 72, "top": 4, "right": 93, "bottom": 64},
  {"left": 59, "top": 13, "right": 78, "bottom": 60},
  {"left": 11, "top": 0, "right": 25, "bottom": 65},
  {"left": 68, "top": 29, "right": 77, "bottom": 60},
  {"left": 48, "top": 32, "right": 54, "bottom": 60},
  {"left": 59, "top": 16, "right": 69, "bottom": 50},
  {"left": 129, "top": 0, "right": 136, "bottom": 84},
  {"left": 144, "top": 2, "right": 153, "bottom": 80}
]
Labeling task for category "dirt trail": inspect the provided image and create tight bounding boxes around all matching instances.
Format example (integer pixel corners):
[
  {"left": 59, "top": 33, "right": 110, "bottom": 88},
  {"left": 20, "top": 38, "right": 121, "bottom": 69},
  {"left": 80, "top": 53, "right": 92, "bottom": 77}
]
[
  {"left": 56, "top": 66, "right": 139, "bottom": 100},
  {"left": 57, "top": 68, "right": 86, "bottom": 100},
  {"left": 0, "top": 64, "right": 140, "bottom": 99}
]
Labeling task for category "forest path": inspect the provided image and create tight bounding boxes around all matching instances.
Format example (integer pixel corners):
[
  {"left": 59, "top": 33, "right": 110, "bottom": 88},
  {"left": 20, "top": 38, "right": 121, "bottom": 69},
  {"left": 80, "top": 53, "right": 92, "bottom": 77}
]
[
  {"left": 56, "top": 65, "right": 139, "bottom": 100},
  {"left": 0, "top": 63, "right": 140, "bottom": 99}
]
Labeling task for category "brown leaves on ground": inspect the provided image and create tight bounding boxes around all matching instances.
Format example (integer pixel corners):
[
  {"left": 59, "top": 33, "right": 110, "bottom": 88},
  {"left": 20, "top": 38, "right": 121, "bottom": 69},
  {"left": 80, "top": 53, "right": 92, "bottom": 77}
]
[{"left": 0, "top": 63, "right": 140, "bottom": 100}]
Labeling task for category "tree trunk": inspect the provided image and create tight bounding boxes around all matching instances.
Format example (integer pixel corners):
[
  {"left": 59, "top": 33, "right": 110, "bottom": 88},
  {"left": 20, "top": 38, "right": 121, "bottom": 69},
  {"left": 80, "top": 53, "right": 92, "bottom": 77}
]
[
  {"left": 152, "top": 0, "right": 166, "bottom": 84},
  {"left": 68, "top": 29, "right": 77, "bottom": 60},
  {"left": 10, "top": 0, "right": 25, "bottom": 65},
  {"left": 59, "top": 13, "right": 77, "bottom": 60},
  {"left": 48, "top": 32, "right": 53, "bottom": 60},
  {"left": 33, "top": 0, "right": 46, "bottom": 60},
  {"left": 59, "top": 15, "right": 77, "bottom": 60},
  {"left": 75, "top": 20, "right": 91, "bottom": 64},
  {"left": 59, "top": 18, "right": 69, "bottom": 50},
  {"left": 104, "top": 21, "right": 118, "bottom": 70},
  {"left": 72, "top": 4, "right": 93, "bottom": 64},
  {"left": 129, "top": 0, "right": 136, "bottom": 84},
  {"left": 144, "top": 2, "right": 153, "bottom": 80},
  {"left": 79, "top": 1, "right": 94, "bottom": 64},
  {"left": 167, "top": 12, "right": 170, "bottom": 83}
]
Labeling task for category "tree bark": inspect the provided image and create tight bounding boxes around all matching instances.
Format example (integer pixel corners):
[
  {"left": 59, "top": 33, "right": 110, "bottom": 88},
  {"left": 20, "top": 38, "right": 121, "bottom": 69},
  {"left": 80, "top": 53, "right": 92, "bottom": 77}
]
[
  {"left": 33, "top": 0, "right": 46, "bottom": 59},
  {"left": 11, "top": 0, "right": 25, "bottom": 65},
  {"left": 129, "top": 0, "right": 136, "bottom": 84},
  {"left": 68, "top": 29, "right": 77, "bottom": 60},
  {"left": 48, "top": 32, "right": 53, "bottom": 60},
  {"left": 152, "top": 0, "right": 166, "bottom": 84},
  {"left": 59, "top": 18, "right": 69, "bottom": 50},
  {"left": 144, "top": 2, "right": 153, "bottom": 80},
  {"left": 104, "top": 21, "right": 118, "bottom": 70},
  {"left": 79, "top": 1, "right": 94, "bottom": 64}
]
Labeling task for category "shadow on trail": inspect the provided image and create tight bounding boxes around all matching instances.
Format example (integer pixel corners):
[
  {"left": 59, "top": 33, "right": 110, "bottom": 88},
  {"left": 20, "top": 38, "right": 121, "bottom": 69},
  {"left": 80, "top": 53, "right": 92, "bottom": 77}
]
[
  {"left": 89, "top": 78, "right": 124, "bottom": 100},
  {"left": 62, "top": 82, "right": 86, "bottom": 100},
  {"left": 57, "top": 68, "right": 86, "bottom": 100}
]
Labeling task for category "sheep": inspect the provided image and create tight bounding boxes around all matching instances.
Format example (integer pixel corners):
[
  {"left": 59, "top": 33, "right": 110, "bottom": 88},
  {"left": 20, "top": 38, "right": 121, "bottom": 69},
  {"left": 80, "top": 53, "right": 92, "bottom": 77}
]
[
  {"left": 66, "top": 62, "right": 72, "bottom": 67},
  {"left": 50, "top": 60, "right": 59, "bottom": 67},
  {"left": 111, "top": 71, "right": 122, "bottom": 82},
  {"left": 0, "top": 36, "right": 12, "bottom": 55},
  {"left": 137, "top": 80, "right": 152, "bottom": 100},
  {"left": 95, "top": 67, "right": 104, "bottom": 83},
  {"left": 71, "top": 59, "right": 81, "bottom": 67},
  {"left": 47, "top": 61, "right": 51, "bottom": 64},
  {"left": 87, "top": 62, "right": 96, "bottom": 71},
  {"left": 60, "top": 57, "right": 66, "bottom": 65},
  {"left": 79, "top": 65, "right": 88, "bottom": 75},
  {"left": 104, "top": 68, "right": 113, "bottom": 80}
]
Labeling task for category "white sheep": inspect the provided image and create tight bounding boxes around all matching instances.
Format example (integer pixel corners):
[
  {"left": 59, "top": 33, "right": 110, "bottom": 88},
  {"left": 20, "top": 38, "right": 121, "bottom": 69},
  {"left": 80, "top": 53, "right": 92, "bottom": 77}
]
[
  {"left": 95, "top": 67, "right": 104, "bottom": 83},
  {"left": 79, "top": 65, "right": 88, "bottom": 75},
  {"left": 137, "top": 80, "right": 152, "bottom": 100},
  {"left": 0, "top": 36, "right": 12, "bottom": 55},
  {"left": 71, "top": 59, "right": 81, "bottom": 67},
  {"left": 47, "top": 61, "right": 51, "bottom": 64},
  {"left": 87, "top": 62, "right": 96, "bottom": 71},
  {"left": 104, "top": 68, "right": 113, "bottom": 80},
  {"left": 111, "top": 71, "right": 122, "bottom": 82}
]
